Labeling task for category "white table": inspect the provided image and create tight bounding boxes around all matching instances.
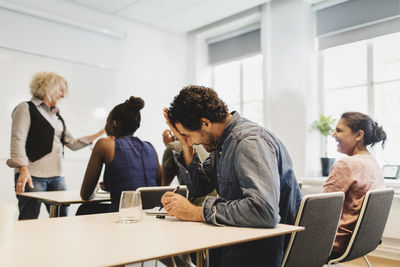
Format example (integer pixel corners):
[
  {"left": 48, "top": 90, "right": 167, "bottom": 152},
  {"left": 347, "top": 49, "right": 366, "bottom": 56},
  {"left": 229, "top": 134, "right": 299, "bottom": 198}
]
[
  {"left": 19, "top": 191, "right": 111, "bottom": 217},
  {"left": 0, "top": 212, "right": 304, "bottom": 267}
]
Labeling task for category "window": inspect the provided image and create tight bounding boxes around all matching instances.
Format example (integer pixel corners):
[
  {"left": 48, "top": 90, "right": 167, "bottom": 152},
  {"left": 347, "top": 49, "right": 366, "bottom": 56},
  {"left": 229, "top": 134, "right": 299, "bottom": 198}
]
[
  {"left": 373, "top": 33, "right": 400, "bottom": 165},
  {"left": 321, "top": 32, "right": 400, "bottom": 165},
  {"left": 212, "top": 54, "right": 263, "bottom": 125}
]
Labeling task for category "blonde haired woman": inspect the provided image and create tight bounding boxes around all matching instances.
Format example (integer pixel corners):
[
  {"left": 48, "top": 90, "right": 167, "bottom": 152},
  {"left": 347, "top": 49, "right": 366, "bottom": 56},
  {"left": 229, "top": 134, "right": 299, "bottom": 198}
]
[{"left": 7, "top": 71, "right": 104, "bottom": 220}]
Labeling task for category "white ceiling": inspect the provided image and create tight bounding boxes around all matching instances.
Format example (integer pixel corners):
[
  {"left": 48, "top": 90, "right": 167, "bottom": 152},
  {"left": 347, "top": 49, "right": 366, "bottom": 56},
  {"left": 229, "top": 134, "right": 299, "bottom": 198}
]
[{"left": 62, "top": 0, "right": 270, "bottom": 33}]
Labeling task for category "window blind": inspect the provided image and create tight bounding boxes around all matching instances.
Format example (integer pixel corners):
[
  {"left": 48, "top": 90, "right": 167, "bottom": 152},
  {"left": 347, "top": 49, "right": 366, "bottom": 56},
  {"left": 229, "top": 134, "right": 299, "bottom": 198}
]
[
  {"left": 208, "top": 28, "right": 260, "bottom": 65},
  {"left": 315, "top": 0, "right": 400, "bottom": 49}
]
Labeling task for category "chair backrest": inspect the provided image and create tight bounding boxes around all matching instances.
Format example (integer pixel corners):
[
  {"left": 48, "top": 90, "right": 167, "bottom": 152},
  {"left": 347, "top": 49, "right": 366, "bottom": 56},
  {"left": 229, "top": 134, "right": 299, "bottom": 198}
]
[
  {"left": 281, "top": 192, "right": 345, "bottom": 267},
  {"left": 329, "top": 188, "right": 394, "bottom": 264},
  {"left": 136, "top": 186, "right": 188, "bottom": 209}
]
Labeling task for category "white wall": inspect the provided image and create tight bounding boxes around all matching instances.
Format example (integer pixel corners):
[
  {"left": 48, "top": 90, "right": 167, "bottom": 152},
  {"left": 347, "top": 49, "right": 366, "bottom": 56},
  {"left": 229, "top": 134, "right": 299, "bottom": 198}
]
[
  {"left": 264, "top": 0, "right": 319, "bottom": 177},
  {"left": 0, "top": 0, "right": 188, "bottom": 217}
]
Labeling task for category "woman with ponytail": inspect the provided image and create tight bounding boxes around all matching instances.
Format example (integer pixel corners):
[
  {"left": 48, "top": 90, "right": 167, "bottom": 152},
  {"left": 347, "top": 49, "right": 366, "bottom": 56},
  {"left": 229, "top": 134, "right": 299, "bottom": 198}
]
[
  {"left": 77, "top": 96, "right": 162, "bottom": 215},
  {"left": 323, "top": 111, "right": 387, "bottom": 258}
]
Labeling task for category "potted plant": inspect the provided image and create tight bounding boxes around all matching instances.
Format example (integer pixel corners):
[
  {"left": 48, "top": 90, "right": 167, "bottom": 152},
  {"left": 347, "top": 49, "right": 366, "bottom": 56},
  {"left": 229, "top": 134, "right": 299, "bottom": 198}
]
[{"left": 311, "top": 114, "right": 337, "bottom": 176}]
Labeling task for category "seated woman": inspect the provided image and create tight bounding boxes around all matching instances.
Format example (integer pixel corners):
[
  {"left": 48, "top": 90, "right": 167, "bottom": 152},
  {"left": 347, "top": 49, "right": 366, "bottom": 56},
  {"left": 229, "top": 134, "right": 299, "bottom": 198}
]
[
  {"left": 323, "top": 111, "right": 386, "bottom": 258},
  {"left": 77, "top": 96, "right": 162, "bottom": 215}
]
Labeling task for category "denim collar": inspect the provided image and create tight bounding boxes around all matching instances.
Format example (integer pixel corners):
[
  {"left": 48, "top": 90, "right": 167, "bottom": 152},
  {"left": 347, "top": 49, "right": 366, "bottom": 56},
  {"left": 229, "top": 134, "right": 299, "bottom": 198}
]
[{"left": 215, "top": 111, "right": 240, "bottom": 152}]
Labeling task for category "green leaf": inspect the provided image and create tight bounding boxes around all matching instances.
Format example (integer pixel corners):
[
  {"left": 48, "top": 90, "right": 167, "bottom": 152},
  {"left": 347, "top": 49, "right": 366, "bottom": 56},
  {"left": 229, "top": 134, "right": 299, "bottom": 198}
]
[{"left": 310, "top": 114, "right": 337, "bottom": 136}]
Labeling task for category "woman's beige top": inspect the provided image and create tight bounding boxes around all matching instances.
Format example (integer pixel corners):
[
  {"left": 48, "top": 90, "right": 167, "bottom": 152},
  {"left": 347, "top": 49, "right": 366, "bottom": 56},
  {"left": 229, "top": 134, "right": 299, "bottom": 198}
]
[{"left": 323, "top": 153, "right": 384, "bottom": 254}]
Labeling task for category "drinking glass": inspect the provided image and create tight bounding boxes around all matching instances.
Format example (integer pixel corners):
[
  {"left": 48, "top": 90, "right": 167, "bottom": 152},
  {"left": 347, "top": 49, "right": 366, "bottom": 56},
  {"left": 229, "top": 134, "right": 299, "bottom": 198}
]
[{"left": 119, "top": 191, "right": 142, "bottom": 223}]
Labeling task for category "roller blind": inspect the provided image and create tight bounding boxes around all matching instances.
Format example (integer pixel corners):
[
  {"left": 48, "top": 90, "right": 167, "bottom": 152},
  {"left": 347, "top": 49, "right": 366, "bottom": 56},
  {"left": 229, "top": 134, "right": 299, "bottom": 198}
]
[
  {"left": 316, "top": 0, "right": 400, "bottom": 49},
  {"left": 208, "top": 28, "right": 260, "bottom": 65}
]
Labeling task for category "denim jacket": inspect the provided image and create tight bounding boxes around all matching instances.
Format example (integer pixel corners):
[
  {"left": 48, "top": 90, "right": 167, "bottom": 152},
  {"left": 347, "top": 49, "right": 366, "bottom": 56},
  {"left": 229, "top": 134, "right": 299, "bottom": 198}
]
[{"left": 175, "top": 112, "right": 302, "bottom": 266}]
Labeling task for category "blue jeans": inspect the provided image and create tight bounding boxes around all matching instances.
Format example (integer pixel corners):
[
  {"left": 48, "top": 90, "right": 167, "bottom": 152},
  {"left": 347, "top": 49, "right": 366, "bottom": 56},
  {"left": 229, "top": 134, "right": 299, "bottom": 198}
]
[{"left": 15, "top": 174, "right": 68, "bottom": 220}]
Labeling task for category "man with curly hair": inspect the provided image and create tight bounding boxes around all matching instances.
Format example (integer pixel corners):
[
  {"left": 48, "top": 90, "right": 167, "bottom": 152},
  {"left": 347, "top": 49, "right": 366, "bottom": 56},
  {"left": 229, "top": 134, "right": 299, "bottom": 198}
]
[{"left": 161, "top": 85, "right": 302, "bottom": 267}]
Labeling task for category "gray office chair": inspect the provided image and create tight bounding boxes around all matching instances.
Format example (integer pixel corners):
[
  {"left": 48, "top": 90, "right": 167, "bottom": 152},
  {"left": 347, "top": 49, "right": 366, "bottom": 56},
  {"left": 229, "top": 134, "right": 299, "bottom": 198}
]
[
  {"left": 328, "top": 188, "right": 394, "bottom": 267},
  {"left": 136, "top": 185, "right": 188, "bottom": 209},
  {"left": 281, "top": 192, "right": 345, "bottom": 267}
]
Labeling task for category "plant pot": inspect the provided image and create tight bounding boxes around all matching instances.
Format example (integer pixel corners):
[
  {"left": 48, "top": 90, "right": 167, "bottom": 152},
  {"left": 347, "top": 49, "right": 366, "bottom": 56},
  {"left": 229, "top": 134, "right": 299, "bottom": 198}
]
[{"left": 321, "top": 157, "right": 336, "bottom": 176}]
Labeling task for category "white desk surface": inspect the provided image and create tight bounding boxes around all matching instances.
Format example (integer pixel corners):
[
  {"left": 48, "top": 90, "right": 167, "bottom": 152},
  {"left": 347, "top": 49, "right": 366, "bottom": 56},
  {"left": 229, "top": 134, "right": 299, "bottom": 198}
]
[
  {"left": 19, "top": 191, "right": 110, "bottom": 205},
  {"left": 0, "top": 213, "right": 303, "bottom": 267}
]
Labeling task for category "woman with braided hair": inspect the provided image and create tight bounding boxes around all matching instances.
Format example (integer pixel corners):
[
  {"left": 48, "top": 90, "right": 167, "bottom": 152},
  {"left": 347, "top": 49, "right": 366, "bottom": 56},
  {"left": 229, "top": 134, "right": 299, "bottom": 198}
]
[
  {"left": 323, "top": 111, "right": 387, "bottom": 258},
  {"left": 77, "top": 96, "right": 162, "bottom": 215}
]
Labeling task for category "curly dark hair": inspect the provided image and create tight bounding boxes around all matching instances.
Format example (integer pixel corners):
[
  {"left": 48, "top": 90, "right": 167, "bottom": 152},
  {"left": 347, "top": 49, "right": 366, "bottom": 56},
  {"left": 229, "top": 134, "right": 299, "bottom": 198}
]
[{"left": 168, "top": 85, "right": 229, "bottom": 131}]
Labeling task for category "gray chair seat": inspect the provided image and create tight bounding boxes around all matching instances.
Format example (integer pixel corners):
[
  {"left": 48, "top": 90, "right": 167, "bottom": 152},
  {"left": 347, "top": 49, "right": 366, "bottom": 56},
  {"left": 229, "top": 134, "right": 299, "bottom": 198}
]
[
  {"left": 328, "top": 188, "right": 394, "bottom": 267},
  {"left": 282, "top": 192, "right": 345, "bottom": 267}
]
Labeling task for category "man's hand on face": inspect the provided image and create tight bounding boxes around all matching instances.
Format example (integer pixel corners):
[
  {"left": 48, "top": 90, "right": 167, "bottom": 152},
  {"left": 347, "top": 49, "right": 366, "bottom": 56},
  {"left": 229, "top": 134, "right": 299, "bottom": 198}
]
[
  {"left": 161, "top": 192, "right": 203, "bottom": 222},
  {"left": 163, "top": 108, "right": 189, "bottom": 147},
  {"left": 163, "top": 108, "right": 195, "bottom": 166}
]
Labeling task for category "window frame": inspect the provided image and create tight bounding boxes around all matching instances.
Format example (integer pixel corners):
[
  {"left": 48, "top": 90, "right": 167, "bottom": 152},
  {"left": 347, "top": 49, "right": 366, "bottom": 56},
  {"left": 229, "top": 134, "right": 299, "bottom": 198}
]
[
  {"left": 319, "top": 33, "right": 400, "bottom": 163},
  {"left": 211, "top": 53, "right": 263, "bottom": 125}
]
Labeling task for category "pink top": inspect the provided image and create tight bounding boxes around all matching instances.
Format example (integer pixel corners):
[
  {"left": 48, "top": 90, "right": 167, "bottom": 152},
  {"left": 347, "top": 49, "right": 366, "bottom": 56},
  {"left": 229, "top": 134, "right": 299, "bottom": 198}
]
[{"left": 323, "top": 153, "right": 384, "bottom": 254}]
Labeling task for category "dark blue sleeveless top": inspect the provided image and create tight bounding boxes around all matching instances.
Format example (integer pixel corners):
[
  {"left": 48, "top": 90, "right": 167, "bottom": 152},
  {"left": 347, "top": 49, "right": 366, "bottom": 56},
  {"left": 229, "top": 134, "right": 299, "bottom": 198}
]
[{"left": 103, "top": 136, "right": 158, "bottom": 211}]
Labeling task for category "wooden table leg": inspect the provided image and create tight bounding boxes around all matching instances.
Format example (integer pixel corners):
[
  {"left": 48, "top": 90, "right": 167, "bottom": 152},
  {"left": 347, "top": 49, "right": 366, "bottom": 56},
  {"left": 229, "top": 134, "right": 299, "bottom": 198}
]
[
  {"left": 49, "top": 205, "right": 59, "bottom": 218},
  {"left": 50, "top": 205, "right": 58, "bottom": 218},
  {"left": 196, "top": 249, "right": 209, "bottom": 267}
]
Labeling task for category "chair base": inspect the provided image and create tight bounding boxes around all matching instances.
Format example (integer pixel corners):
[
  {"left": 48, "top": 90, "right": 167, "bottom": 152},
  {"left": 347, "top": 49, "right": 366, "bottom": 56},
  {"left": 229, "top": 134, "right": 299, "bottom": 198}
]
[
  {"left": 363, "top": 255, "right": 372, "bottom": 267},
  {"left": 327, "top": 255, "right": 372, "bottom": 267}
]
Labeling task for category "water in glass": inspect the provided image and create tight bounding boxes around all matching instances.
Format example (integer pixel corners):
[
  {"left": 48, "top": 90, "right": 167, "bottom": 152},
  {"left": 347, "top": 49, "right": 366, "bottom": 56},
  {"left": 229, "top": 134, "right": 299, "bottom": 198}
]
[{"left": 119, "top": 191, "right": 142, "bottom": 223}]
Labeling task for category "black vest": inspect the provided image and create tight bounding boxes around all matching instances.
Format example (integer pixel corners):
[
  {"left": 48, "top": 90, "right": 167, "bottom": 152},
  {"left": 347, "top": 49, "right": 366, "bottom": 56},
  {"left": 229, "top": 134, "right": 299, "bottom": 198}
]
[{"left": 25, "top": 101, "right": 65, "bottom": 162}]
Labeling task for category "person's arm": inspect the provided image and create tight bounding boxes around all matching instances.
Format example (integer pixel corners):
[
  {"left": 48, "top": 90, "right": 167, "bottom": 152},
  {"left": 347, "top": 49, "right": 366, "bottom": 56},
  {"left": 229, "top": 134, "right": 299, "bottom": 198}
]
[
  {"left": 161, "top": 145, "right": 178, "bottom": 186},
  {"left": 323, "top": 159, "right": 353, "bottom": 193},
  {"left": 161, "top": 191, "right": 203, "bottom": 221},
  {"left": 6, "top": 103, "right": 34, "bottom": 193},
  {"left": 163, "top": 136, "right": 281, "bottom": 227},
  {"left": 161, "top": 165, "right": 175, "bottom": 186},
  {"left": 88, "top": 129, "right": 106, "bottom": 143},
  {"left": 155, "top": 150, "right": 163, "bottom": 186},
  {"left": 16, "top": 166, "right": 34, "bottom": 194},
  {"left": 163, "top": 108, "right": 194, "bottom": 166},
  {"left": 80, "top": 137, "right": 114, "bottom": 200},
  {"left": 175, "top": 151, "right": 215, "bottom": 197},
  {"left": 65, "top": 128, "right": 105, "bottom": 151},
  {"left": 202, "top": 137, "right": 281, "bottom": 228}
]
